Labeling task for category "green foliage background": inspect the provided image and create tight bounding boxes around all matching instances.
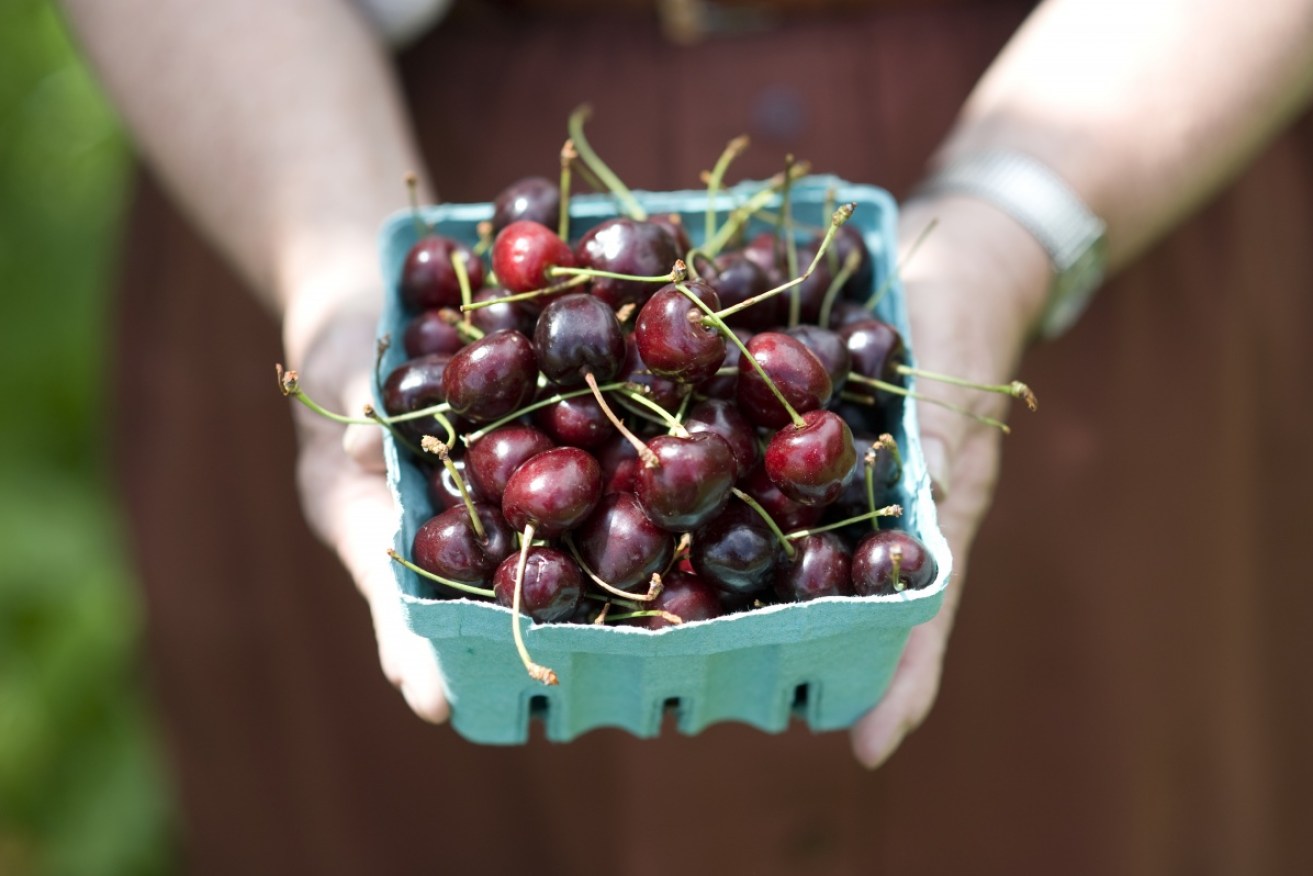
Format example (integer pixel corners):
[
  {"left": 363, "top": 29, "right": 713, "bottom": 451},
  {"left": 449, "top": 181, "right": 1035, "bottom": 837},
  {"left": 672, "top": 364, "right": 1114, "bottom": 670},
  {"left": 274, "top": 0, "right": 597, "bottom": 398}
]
[{"left": 0, "top": 2, "right": 172, "bottom": 873}]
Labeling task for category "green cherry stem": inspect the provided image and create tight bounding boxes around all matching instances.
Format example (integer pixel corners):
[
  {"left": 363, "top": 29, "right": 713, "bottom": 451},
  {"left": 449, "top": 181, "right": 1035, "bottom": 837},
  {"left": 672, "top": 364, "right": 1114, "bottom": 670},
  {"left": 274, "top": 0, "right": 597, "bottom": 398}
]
[
  {"left": 450, "top": 249, "right": 475, "bottom": 320},
  {"left": 462, "top": 381, "right": 628, "bottom": 443},
  {"left": 472, "top": 220, "right": 493, "bottom": 258},
  {"left": 841, "top": 381, "right": 1012, "bottom": 435},
  {"left": 437, "top": 307, "right": 485, "bottom": 342},
  {"left": 816, "top": 247, "right": 863, "bottom": 330},
  {"left": 364, "top": 404, "right": 428, "bottom": 457},
  {"left": 891, "top": 365, "right": 1039, "bottom": 411},
  {"left": 617, "top": 387, "right": 689, "bottom": 436},
  {"left": 823, "top": 185, "right": 838, "bottom": 274},
  {"left": 510, "top": 523, "right": 559, "bottom": 686},
  {"left": 585, "top": 372, "right": 660, "bottom": 467},
  {"left": 567, "top": 104, "right": 647, "bottom": 221},
  {"left": 780, "top": 154, "right": 801, "bottom": 329},
  {"left": 420, "top": 436, "right": 485, "bottom": 540},
  {"left": 387, "top": 548, "right": 496, "bottom": 599},
  {"left": 675, "top": 280, "right": 807, "bottom": 429},
  {"left": 730, "top": 487, "right": 797, "bottom": 560},
  {"left": 564, "top": 535, "right": 661, "bottom": 602},
  {"left": 404, "top": 171, "right": 430, "bottom": 239},
  {"left": 866, "top": 216, "right": 937, "bottom": 311},
  {"left": 705, "top": 134, "right": 750, "bottom": 244},
  {"left": 559, "top": 139, "right": 576, "bottom": 241},
  {"left": 703, "top": 162, "right": 812, "bottom": 257},
  {"left": 545, "top": 265, "right": 679, "bottom": 284},
  {"left": 783, "top": 504, "right": 903, "bottom": 540},
  {"left": 604, "top": 610, "right": 683, "bottom": 625},
  {"left": 669, "top": 389, "right": 693, "bottom": 435},
  {"left": 373, "top": 334, "right": 391, "bottom": 402},
  {"left": 706, "top": 203, "right": 854, "bottom": 325},
  {"left": 460, "top": 274, "right": 590, "bottom": 311},
  {"left": 864, "top": 449, "right": 880, "bottom": 531}
]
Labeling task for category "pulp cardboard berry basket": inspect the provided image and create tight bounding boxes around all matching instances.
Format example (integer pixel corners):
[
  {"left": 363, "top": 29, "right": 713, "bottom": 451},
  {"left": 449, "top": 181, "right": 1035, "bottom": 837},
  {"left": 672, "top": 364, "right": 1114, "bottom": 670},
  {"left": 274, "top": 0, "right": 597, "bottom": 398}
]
[{"left": 377, "top": 175, "right": 952, "bottom": 744}]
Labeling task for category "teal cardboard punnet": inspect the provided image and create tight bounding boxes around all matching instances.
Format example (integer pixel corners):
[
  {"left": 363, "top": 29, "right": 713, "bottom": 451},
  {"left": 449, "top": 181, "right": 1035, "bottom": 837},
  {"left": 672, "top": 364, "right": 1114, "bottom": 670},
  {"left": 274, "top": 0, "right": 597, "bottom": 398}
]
[{"left": 377, "top": 177, "right": 952, "bottom": 744}]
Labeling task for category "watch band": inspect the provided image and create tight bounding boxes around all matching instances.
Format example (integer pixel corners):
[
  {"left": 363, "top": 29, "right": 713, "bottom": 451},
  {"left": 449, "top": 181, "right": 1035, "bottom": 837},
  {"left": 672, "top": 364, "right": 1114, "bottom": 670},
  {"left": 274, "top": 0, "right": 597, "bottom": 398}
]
[{"left": 916, "top": 150, "right": 1107, "bottom": 339}]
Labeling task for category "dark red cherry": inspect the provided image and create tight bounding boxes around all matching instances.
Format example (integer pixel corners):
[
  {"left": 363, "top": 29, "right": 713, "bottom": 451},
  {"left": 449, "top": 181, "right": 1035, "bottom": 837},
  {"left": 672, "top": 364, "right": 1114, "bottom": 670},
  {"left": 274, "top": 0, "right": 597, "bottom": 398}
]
[
  {"left": 786, "top": 324, "right": 851, "bottom": 394},
  {"left": 400, "top": 235, "right": 484, "bottom": 311},
  {"left": 764, "top": 409, "right": 856, "bottom": 506},
  {"left": 741, "top": 231, "right": 785, "bottom": 285},
  {"left": 690, "top": 500, "right": 781, "bottom": 597},
  {"left": 403, "top": 310, "right": 464, "bottom": 358},
  {"left": 683, "top": 398, "right": 757, "bottom": 477},
  {"left": 574, "top": 218, "right": 679, "bottom": 309},
  {"left": 698, "top": 327, "right": 751, "bottom": 400},
  {"left": 381, "top": 353, "right": 451, "bottom": 445},
  {"left": 532, "top": 392, "right": 614, "bottom": 449},
  {"left": 633, "top": 281, "right": 726, "bottom": 385},
  {"left": 642, "top": 571, "right": 723, "bottom": 629},
  {"left": 597, "top": 432, "right": 641, "bottom": 494},
  {"left": 470, "top": 285, "right": 536, "bottom": 336},
  {"left": 789, "top": 242, "right": 835, "bottom": 324},
  {"left": 533, "top": 293, "right": 626, "bottom": 386},
  {"left": 501, "top": 447, "right": 602, "bottom": 537},
  {"left": 573, "top": 492, "right": 674, "bottom": 593},
  {"left": 852, "top": 530, "right": 938, "bottom": 596},
  {"left": 827, "top": 299, "right": 877, "bottom": 330},
  {"left": 739, "top": 463, "right": 824, "bottom": 532},
  {"left": 492, "top": 176, "right": 561, "bottom": 233},
  {"left": 707, "top": 252, "right": 782, "bottom": 332},
  {"left": 491, "top": 220, "right": 576, "bottom": 294},
  {"left": 634, "top": 432, "right": 736, "bottom": 532},
  {"left": 441, "top": 330, "right": 537, "bottom": 424},
  {"left": 840, "top": 318, "right": 906, "bottom": 385},
  {"left": 774, "top": 533, "right": 853, "bottom": 601},
  {"left": 426, "top": 454, "right": 471, "bottom": 512},
  {"left": 830, "top": 224, "right": 874, "bottom": 301},
  {"left": 621, "top": 334, "right": 685, "bottom": 412},
  {"left": 832, "top": 433, "right": 903, "bottom": 519},
  {"left": 492, "top": 546, "right": 582, "bottom": 623},
  {"left": 466, "top": 424, "right": 555, "bottom": 503},
  {"left": 412, "top": 503, "right": 515, "bottom": 591},
  {"left": 649, "top": 213, "right": 692, "bottom": 255},
  {"left": 736, "top": 332, "right": 832, "bottom": 429}
]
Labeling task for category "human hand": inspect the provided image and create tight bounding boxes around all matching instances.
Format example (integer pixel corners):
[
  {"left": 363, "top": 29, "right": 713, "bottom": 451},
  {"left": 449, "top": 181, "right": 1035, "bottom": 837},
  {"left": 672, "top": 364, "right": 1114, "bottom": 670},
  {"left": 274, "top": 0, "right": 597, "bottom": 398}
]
[
  {"left": 283, "top": 282, "right": 451, "bottom": 724},
  {"left": 849, "top": 195, "right": 1049, "bottom": 767}
]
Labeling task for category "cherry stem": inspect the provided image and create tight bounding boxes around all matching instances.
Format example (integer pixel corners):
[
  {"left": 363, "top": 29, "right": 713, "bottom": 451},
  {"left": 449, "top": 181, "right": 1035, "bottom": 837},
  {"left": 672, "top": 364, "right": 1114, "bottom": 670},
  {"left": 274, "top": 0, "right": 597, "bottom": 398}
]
[
  {"left": 604, "top": 610, "right": 683, "bottom": 626},
  {"left": 567, "top": 155, "right": 606, "bottom": 194},
  {"left": 864, "top": 449, "right": 880, "bottom": 531},
  {"left": 705, "top": 134, "right": 750, "bottom": 244},
  {"left": 277, "top": 365, "right": 375, "bottom": 425},
  {"left": 564, "top": 535, "right": 660, "bottom": 602},
  {"left": 567, "top": 104, "right": 647, "bottom": 221},
  {"left": 675, "top": 281, "right": 807, "bottom": 429},
  {"left": 841, "top": 381, "right": 1012, "bottom": 434},
  {"left": 462, "top": 381, "right": 627, "bottom": 443},
  {"left": 669, "top": 389, "right": 693, "bottom": 435},
  {"left": 448, "top": 250, "right": 474, "bottom": 322},
  {"left": 780, "top": 155, "right": 801, "bottom": 327},
  {"left": 707, "top": 203, "right": 854, "bottom": 325},
  {"left": 420, "top": 436, "right": 486, "bottom": 540},
  {"left": 511, "top": 523, "right": 558, "bottom": 685},
  {"left": 867, "top": 217, "right": 937, "bottom": 311},
  {"left": 891, "top": 544, "right": 905, "bottom": 592},
  {"left": 610, "top": 391, "right": 673, "bottom": 428},
  {"left": 703, "top": 162, "right": 812, "bottom": 257},
  {"left": 892, "top": 365, "right": 1038, "bottom": 411},
  {"left": 364, "top": 404, "right": 428, "bottom": 458},
  {"left": 785, "top": 504, "right": 902, "bottom": 540},
  {"left": 559, "top": 139, "right": 576, "bottom": 241},
  {"left": 438, "top": 307, "right": 485, "bottom": 342},
  {"left": 823, "top": 185, "right": 839, "bottom": 274},
  {"left": 545, "top": 265, "right": 679, "bottom": 284},
  {"left": 373, "top": 334, "right": 391, "bottom": 401},
  {"left": 472, "top": 220, "right": 494, "bottom": 258},
  {"left": 730, "top": 487, "right": 797, "bottom": 560},
  {"left": 816, "top": 247, "right": 863, "bottom": 329},
  {"left": 586, "top": 372, "right": 660, "bottom": 467},
  {"left": 387, "top": 549, "right": 496, "bottom": 599},
  {"left": 617, "top": 387, "right": 689, "bottom": 437},
  {"left": 460, "top": 274, "right": 589, "bottom": 311},
  {"left": 404, "top": 171, "right": 430, "bottom": 238}
]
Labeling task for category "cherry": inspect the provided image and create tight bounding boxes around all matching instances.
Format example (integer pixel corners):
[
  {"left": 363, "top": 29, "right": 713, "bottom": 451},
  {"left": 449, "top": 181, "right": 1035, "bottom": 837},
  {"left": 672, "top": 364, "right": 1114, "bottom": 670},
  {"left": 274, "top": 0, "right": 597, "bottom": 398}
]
[
  {"left": 706, "top": 252, "right": 782, "bottom": 332},
  {"left": 465, "top": 424, "right": 555, "bottom": 503},
  {"left": 649, "top": 213, "right": 692, "bottom": 254},
  {"left": 491, "top": 220, "right": 576, "bottom": 295},
  {"left": 426, "top": 453, "right": 473, "bottom": 512},
  {"left": 736, "top": 332, "right": 832, "bottom": 429},
  {"left": 492, "top": 176, "right": 561, "bottom": 233},
  {"left": 441, "top": 329, "right": 538, "bottom": 423},
  {"left": 641, "top": 571, "right": 723, "bottom": 630},
  {"left": 634, "top": 432, "right": 736, "bottom": 532},
  {"left": 833, "top": 433, "right": 902, "bottom": 519},
  {"left": 403, "top": 310, "right": 465, "bottom": 358},
  {"left": 830, "top": 224, "right": 874, "bottom": 301},
  {"left": 840, "top": 318, "right": 906, "bottom": 386},
  {"left": 412, "top": 502, "right": 515, "bottom": 591},
  {"left": 774, "top": 533, "right": 852, "bottom": 601},
  {"left": 683, "top": 398, "right": 757, "bottom": 477},
  {"left": 633, "top": 280, "right": 726, "bottom": 385},
  {"left": 573, "top": 492, "right": 674, "bottom": 593},
  {"left": 785, "top": 324, "right": 851, "bottom": 395},
  {"left": 574, "top": 218, "right": 680, "bottom": 309},
  {"left": 826, "top": 299, "right": 877, "bottom": 330},
  {"left": 690, "top": 500, "right": 781, "bottom": 597},
  {"left": 738, "top": 463, "right": 824, "bottom": 532},
  {"left": 381, "top": 353, "right": 452, "bottom": 444},
  {"left": 532, "top": 392, "right": 614, "bottom": 449},
  {"left": 740, "top": 231, "right": 786, "bottom": 285},
  {"left": 697, "top": 326, "right": 751, "bottom": 400},
  {"left": 851, "top": 529, "right": 938, "bottom": 596},
  {"left": 764, "top": 409, "right": 856, "bottom": 506},
  {"left": 492, "top": 546, "right": 582, "bottom": 622},
  {"left": 597, "top": 431, "right": 641, "bottom": 493},
  {"left": 533, "top": 293, "right": 626, "bottom": 386},
  {"left": 501, "top": 447, "right": 602, "bottom": 538},
  {"left": 400, "top": 235, "right": 485, "bottom": 311},
  {"left": 470, "top": 285, "right": 535, "bottom": 336},
  {"left": 787, "top": 241, "right": 835, "bottom": 324},
  {"left": 620, "top": 334, "right": 685, "bottom": 412}
]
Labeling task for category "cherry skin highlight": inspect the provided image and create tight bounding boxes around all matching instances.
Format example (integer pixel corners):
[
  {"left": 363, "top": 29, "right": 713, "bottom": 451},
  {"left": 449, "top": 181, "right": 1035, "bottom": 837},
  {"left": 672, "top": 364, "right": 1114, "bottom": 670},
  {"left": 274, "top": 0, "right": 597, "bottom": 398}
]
[
  {"left": 764, "top": 409, "right": 856, "bottom": 506},
  {"left": 441, "top": 329, "right": 538, "bottom": 424},
  {"left": 501, "top": 447, "right": 602, "bottom": 538}
]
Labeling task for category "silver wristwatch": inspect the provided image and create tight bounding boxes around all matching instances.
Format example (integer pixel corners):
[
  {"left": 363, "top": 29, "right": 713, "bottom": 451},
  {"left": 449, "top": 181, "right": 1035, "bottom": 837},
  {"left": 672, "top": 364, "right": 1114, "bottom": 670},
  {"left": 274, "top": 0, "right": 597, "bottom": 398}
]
[{"left": 917, "top": 150, "right": 1107, "bottom": 339}]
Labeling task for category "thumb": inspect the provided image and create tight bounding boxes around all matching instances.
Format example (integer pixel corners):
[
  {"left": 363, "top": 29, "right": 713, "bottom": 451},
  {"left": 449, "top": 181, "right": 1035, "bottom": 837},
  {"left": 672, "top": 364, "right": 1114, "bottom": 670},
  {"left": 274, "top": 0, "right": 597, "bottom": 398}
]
[{"left": 341, "top": 369, "right": 387, "bottom": 474}]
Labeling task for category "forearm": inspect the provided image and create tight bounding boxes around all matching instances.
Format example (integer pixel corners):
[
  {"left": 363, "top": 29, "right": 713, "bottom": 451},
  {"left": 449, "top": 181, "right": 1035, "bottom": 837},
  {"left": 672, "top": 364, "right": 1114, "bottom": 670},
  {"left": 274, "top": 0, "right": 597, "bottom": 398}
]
[
  {"left": 920, "top": 0, "right": 1313, "bottom": 326},
  {"left": 61, "top": 0, "right": 427, "bottom": 355}
]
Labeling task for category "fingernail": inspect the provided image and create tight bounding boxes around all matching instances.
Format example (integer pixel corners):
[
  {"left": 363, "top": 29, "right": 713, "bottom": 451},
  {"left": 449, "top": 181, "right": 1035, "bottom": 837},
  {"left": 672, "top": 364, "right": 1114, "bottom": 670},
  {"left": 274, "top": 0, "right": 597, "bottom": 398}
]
[{"left": 920, "top": 437, "right": 950, "bottom": 503}]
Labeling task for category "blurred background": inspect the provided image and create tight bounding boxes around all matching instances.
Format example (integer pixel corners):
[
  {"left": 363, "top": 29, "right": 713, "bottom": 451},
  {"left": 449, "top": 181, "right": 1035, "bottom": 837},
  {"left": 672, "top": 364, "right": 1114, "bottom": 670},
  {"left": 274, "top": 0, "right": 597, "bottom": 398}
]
[{"left": 0, "top": 1, "right": 173, "bottom": 873}]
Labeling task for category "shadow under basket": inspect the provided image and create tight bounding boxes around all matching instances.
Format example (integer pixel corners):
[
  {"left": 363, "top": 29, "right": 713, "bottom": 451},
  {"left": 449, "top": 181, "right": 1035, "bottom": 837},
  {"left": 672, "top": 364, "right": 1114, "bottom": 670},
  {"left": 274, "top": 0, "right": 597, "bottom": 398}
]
[{"left": 377, "top": 176, "right": 952, "bottom": 745}]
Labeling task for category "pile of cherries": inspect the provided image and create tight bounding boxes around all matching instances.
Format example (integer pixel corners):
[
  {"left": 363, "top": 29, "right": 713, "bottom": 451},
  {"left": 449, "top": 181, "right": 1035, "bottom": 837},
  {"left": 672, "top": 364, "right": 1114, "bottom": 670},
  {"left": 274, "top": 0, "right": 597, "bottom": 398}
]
[{"left": 282, "top": 128, "right": 1033, "bottom": 685}]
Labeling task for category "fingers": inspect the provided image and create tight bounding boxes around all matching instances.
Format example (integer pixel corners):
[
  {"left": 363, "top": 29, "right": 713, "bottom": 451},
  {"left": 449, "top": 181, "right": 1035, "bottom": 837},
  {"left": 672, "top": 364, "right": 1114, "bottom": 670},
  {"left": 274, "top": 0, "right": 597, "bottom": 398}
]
[
  {"left": 341, "top": 369, "right": 386, "bottom": 473},
  {"left": 849, "top": 611, "right": 949, "bottom": 768}
]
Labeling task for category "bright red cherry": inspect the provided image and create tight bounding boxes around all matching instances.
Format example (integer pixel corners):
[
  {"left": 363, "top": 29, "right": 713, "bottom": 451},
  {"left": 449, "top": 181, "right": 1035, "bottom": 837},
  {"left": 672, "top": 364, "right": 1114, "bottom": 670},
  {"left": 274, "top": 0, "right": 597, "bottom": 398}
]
[
  {"left": 491, "top": 220, "right": 576, "bottom": 294},
  {"left": 764, "top": 409, "right": 856, "bottom": 506},
  {"left": 501, "top": 447, "right": 602, "bottom": 538}
]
